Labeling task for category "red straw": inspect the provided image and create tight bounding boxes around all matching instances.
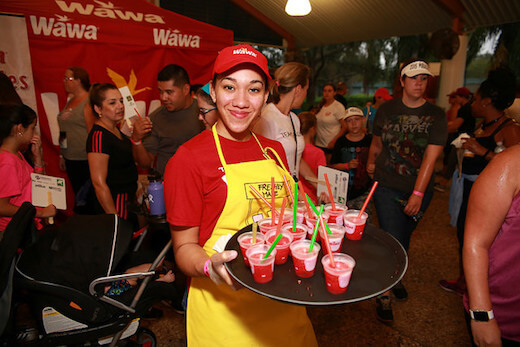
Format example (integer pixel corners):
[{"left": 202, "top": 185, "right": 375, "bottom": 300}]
[
  {"left": 324, "top": 173, "right": 336, "bottom": 210},
  {"left": 271, "top": 177, "right": 276, "bottom": 226},
  {"left": 358, "top": 181, "right": 379, "bottom": 218},
  {"left": 276, "top": 197, "right": 287, "bottom": 236},
  {"left": 318, "top": 213, "right": 336, "bottom": 268},
  {"left": 297, "top": 182, "right": 312, "bottom": 215},
  {"left": 133, "top": 107, "right": 142, "bottom": 119},
  {"left": 282, "top": 175, "right": 294, "bottom": 207},
  {"left": 249, "top": 185, "right": 280, "bottom": 217}
]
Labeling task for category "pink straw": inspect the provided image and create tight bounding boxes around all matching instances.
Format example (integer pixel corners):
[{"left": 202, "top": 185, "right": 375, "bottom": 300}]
[
  {"left": 282, "top": 175, "right": 294, "bottom": 206},
  {"left": 133, "top": 107, "right": 142, "bottom": 119},
  {"left": 358, "top": 181, "right": 379, "bottom": 218},
  {"left": 249, "top": 185, "right": 280, "bottom": 217},
  {"left": 324, "top": 173, "right": 336, "bottom": 210},
  {"left": 318, "top": 213, "right": 336, "bottom": 268},
  {"left": 297, "top": 182, "right": 312, "bottom": 215},
  {"left": 271, "top": 177, "right": 276, "bottom": 226},
  {"left": 276, "top": 197, "right": 287, "bottom": 236}
]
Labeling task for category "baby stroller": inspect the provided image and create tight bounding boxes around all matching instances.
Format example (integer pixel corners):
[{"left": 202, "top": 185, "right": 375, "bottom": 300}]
[{"left": 10, "top": 204, "right": 176, "bottom": 346}]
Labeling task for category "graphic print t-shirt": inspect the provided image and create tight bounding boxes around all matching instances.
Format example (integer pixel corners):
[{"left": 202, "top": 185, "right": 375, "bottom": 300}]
[{"left": 373, "top": 99, "right": 447, "bottom": 193}]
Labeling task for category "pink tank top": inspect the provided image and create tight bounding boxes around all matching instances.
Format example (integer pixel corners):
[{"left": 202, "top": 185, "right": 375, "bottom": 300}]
[{"left": 468, "top": 191, "right": 520, "bottom": 341}]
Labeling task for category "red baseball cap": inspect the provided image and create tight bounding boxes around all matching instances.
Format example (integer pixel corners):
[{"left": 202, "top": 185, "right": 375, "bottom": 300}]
[
  {"left": 455, "top": 87, "right": 471, "bottom": 97},
  {"left": 374, "top": 87, "right": 392, "bottom": 100},
  {"left": 212, "top": 44, "right": 271, "bottom": 81}
]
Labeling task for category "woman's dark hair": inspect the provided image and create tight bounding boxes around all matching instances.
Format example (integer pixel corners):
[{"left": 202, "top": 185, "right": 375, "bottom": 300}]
[
  {"left": 89, "top": 83, "right": 118, "bottom": 118},
  {"left": 68, "top": 66, "right": 90, "bottom": 91},
  {"left": 268, "top": 62, "right": 311, "bottom": 104},
  {"left": 0, "top": 72, "right": 23, "bottom": 105},
  {"left": 323, "top": 83, "right": 336, "bottom": 92},
  {"left": 298, "top": 111, "right": 317, "bottom": 135},
  {"left": 477, "top": 67, "right": 516, "bottom": 111},
  {"left": 0, "top": 104, "right": 37, "bottom": 145}
]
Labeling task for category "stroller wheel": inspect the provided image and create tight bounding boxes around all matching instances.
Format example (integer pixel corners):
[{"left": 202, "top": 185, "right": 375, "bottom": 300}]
[{"left": 135, "top": 328, "right": 156, "bottom": 347}]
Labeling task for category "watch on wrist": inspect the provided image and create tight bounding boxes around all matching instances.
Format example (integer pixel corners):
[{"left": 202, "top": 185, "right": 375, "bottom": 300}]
[{"left": 469, "top": 309, "right": 494, "bottom": 321}]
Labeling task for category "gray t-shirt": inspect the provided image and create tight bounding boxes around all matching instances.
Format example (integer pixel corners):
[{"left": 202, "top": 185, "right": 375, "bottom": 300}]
[
  {"left": 143, "top": 100, "right": 203, "bottom": 175},
  {"left": 373, "top": 98, "right": 447, "bottom": 193}
]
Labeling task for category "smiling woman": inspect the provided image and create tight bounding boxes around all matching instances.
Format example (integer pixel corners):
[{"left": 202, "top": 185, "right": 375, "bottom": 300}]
[
  {"left": 86, "top": 83, "right": 138, "bottom": 225},
  {"left": 163, "top": 45, "right": 317, "bottom": 346}
]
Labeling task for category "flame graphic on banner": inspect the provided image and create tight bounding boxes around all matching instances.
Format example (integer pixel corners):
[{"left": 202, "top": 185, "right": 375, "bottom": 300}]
[{"left": 106, "top": 67, "right": 150, "bottom": 96}]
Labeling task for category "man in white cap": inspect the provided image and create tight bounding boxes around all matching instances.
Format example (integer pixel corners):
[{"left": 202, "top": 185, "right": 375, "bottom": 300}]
[{"left": 367, "top": 58, "right": 447, "bottom": 322}]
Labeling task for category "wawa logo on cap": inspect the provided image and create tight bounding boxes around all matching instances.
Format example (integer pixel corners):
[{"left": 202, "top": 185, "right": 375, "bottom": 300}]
[{"left": 233, "top": 47, "right": 257, "bottom": 58}]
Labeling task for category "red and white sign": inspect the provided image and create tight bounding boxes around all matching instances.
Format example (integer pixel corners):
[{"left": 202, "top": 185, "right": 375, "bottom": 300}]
[{"left": 0, "top": 0, "right": 233, "bottom": 212}]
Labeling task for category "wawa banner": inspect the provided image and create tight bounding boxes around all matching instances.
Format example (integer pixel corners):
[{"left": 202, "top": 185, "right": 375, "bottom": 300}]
[{"left": 0, "top": 0, "right": 232, "bottom": 212}]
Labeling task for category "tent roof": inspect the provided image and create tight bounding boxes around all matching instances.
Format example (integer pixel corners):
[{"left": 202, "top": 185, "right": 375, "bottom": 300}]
[
  {"left": 165, "top": 0, "right": 520, "bottom": 48},
  {"left": 0, "top": 0, "right": 233, "bottom": 51}
]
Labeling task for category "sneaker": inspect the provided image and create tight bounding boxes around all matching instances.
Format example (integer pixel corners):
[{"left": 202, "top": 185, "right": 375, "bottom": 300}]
[
  {"left": 433, "top": 183, "right": 446, "bottom": 192},
  {"left": 392, "top": 281, "right": 408, "bottom": 301},
  {"left": 376, "top": 296, "right": 393, "bottom": 322},
  {"left": 439, "top": 279, "right": 465, "bottom": 295}
]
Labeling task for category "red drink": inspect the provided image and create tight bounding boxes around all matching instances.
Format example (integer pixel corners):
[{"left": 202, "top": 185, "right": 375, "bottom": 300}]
[
  {"left": 296, "top": 201, "right": 306, "bottom": 224},
  {"left": 343, "top": 210, "right": 368, "bottom": 240},
  {"left": 282, "top": 223, "right": 308, "bottom": 242},
  {"left": 321, "top": 253, "right": 356, "bottom": 294},
  {"left": 304, "top": 211, "right": 329, "bottom": 242},
  {"left": 324, "top": 203, "right": 348, "bottom": 225},
  {"left": 237, "top": 232, "right": 265, "bottom": 267},
  {"left": 290, "top": 240, "right": 320, "bottom": 278},
  {"left": 323, "top": 225, "right": 346, "bottom": 252},
  {"left": 246, "top": 244, "right": 276, "bottom": 283},
  {"left": 265, "top": 231, "right": 293, "bottom": 265}
]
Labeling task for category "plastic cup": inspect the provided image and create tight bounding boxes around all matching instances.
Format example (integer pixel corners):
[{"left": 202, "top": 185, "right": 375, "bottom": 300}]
[
  {"left": 343, "top": 210, "right": 368, "bottom": 240},
  {"left": 282, "top": 223, "right": 308, "bottom": 242},
  {"left": 321, "top": 253, "right": 356, "bottom": 294},
  {"left": 296, "top": 201, "right": 306, "bottom": 224},
  {"left": 322, "top": 225, "right": 346, "bottom": 252},
  {"left": 246, "top": 244, "right": 277, "bottom": 283},
  {"left": 324, "top": 203, "right": 348, "bottom": 225},
  {"left": 237, "top": 232, "right": 265, "bottom": 267},
  {"left": 265, "top": 230, "right": 294, "bottom": 265},
  {"left": 290, "top": 240, "right": 321, "bottom": 278},
  {"left": 257, "top": 218, "right": 280, "bottom": 235},
  {"left": 304, "top": 211, "right": 329, "bottom": 242}
]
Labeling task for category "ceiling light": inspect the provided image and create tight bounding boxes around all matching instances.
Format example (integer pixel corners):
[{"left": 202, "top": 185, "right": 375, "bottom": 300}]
[{"left": 285, "top": 0, "right": 312, "bottom": 16}]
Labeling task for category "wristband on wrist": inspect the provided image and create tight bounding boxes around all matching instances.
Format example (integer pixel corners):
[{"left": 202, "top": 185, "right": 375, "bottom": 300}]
[
  {"left": 345, "top": 163, "right": 349, "bottom": 170},
  {"left": 130, "top": 138, "right": 142, "bottom": 145},
  {"left": 412, "top": 190, "right": 424, "bottom": 198},
  {"left": 203, "top": 259, "right": 211, "bottom": 277},
  {"left": 34, "top": 166, "right": 44, "bottom": 173}
]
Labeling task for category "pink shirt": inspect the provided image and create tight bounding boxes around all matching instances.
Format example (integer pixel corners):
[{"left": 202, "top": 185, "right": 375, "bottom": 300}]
[
  {"left": 0, "top": 151, "right": 34, "bottom": 231},
  {"left": 299, "top": 143, "right": 326, "bottom": 204}
]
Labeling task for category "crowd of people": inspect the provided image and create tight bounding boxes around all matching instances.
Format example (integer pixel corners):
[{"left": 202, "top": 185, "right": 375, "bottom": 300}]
[{"left": 1, "top": 42, "right": 520, "bottom": 346}]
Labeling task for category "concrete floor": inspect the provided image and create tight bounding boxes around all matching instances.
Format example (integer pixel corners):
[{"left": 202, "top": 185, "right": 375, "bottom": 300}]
[{"left": 143, "top": 186, "right": 472, "bottom": 346}]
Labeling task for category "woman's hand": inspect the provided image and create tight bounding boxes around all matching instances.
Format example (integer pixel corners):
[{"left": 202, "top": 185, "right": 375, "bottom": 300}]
[
  {"left": 36, "top": 204, "right": 57, "bottom": 218},
  {"left": 366, "top": 163, "right": 375, "bottom": 178},
  {"left": 59, "top": 156, "right": 66, "bottom": 171},
  {"left": 30, "top": 135, "right": 43, "bottom": 164},
  {"left": 207, "top": 250, "right": 238, "bottom": 287},
  {"left": 348, "top": 158, "right": 359, "bottom": 169},
  {"left": 404, "top": 194, "right": 422, "bottom": 217},
  {"left": 132, "top": 117, "right": 153, "bottom": 142},
  {"left": 462, "top": 137, "right": 487, "bottom": 157},
  {"left": 471, "top": 320, "right": 502, "bottom": 347}
]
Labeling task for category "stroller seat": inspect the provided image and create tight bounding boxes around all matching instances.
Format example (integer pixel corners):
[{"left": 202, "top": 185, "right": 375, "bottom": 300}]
[{"left": 12, "top": 211, "right": 174, "bottom": 346}]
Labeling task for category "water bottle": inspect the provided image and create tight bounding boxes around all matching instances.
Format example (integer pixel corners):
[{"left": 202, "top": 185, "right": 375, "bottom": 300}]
[
  {"left": 494, "top": 141, "right": 506, "bottom": 154},
  {"left": 394, "top": 197, "right": 423, "bottom": 222},
  {"left": 147, "top": 171, "right": 166, "bottom": 217}
]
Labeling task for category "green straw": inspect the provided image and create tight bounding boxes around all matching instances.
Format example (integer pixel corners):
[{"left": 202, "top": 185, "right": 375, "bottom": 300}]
[
  {"left": 293, "top": 182, "right": 298, "bottom": 232},
  {"left": 305, "top": 195, "right": 332, "bottom": 235},
  {"left": 263, "top": 233, "right": 283, "bottom": 260},
  {"left": 308, "top": 204, "right": 324, "bottom": 253}
]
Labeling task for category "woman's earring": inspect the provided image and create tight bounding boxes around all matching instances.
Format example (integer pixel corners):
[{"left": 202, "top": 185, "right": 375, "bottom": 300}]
[{"left": 17, "top": 132, "right": 23, "bottom": 136}]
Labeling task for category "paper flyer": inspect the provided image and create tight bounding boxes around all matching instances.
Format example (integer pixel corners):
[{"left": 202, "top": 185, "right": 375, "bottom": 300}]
[
  {"left": 31, "top": 173, "right": 67, "bottom": 210},
  {"left": 316, "top": 166, "right": 349, "bottom": 206}
]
